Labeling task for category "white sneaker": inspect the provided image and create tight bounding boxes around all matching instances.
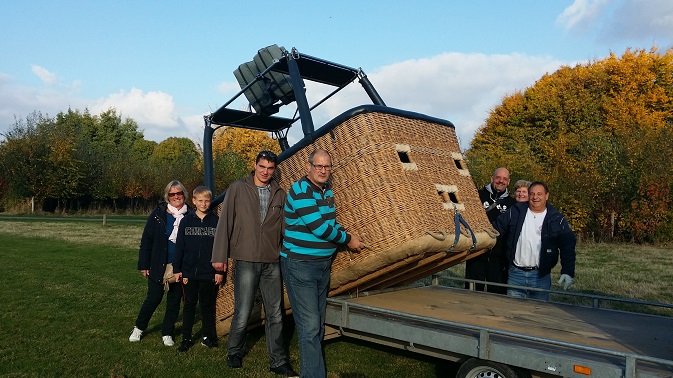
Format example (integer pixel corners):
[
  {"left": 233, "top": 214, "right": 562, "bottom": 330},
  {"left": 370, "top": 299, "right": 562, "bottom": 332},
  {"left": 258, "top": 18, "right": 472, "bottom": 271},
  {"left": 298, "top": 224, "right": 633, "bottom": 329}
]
[
  {"left": 129, "top": 326, "right": 143, "bottom": 342},
  {"left": 162, "top": 335, "right": 175, "bottom": 346}
]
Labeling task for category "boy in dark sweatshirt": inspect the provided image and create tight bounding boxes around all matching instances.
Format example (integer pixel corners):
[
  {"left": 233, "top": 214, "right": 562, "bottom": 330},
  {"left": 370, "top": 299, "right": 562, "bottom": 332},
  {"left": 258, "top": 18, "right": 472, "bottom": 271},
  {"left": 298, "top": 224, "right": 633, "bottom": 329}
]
[{"left": 173, "top": 186, "right": 223, "bottom": 352}]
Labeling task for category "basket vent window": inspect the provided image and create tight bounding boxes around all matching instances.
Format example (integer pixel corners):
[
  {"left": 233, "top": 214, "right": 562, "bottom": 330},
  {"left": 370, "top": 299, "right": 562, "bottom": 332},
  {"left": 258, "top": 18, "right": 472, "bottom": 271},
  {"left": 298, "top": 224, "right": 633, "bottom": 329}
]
[
  {"left": 395, "top": 144, "right": 418, "bottom": 171},
  {"left": 448, "top": 192, "right": 459, "bottom": 203},
  {"left": 437, "top": 190, "right": 459, "bottom": 204},
  {"left": 398, "top": 151, "right": 411, "bottom": 163},
  {"left": 435, "top": 184, "right": 465, "bottom": 211},
  {"left": 451, "top": 152, "right": 471, "bottom": 177}
]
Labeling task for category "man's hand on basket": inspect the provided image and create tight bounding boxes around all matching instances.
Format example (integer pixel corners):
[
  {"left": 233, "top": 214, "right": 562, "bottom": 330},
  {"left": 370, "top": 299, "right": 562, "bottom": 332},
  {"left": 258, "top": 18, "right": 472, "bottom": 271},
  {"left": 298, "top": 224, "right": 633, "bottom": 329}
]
[{"left": 347, "top": 232, "right": 365, "bottom": 252}]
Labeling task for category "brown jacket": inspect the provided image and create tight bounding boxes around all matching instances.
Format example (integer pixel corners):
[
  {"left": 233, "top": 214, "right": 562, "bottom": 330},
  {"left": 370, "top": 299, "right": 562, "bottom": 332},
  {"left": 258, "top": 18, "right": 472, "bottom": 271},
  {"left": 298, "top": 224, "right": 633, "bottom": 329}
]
[{"left": 211, "top": 175, "right": 286, "bottom": 263}]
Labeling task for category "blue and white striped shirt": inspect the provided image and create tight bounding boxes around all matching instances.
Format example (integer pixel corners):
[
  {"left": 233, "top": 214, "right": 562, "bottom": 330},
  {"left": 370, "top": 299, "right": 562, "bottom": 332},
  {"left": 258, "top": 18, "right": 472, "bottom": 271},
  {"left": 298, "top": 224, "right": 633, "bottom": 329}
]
[{"left": 281, "top": 176, "right": 349, "bottom": 260}]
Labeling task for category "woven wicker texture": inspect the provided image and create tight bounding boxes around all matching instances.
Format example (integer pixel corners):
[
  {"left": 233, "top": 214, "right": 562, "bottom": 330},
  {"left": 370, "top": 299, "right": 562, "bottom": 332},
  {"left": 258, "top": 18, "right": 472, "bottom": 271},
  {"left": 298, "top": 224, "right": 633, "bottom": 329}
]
[{"left": 215, "top": 110, "right": 496, "bottom": 336}]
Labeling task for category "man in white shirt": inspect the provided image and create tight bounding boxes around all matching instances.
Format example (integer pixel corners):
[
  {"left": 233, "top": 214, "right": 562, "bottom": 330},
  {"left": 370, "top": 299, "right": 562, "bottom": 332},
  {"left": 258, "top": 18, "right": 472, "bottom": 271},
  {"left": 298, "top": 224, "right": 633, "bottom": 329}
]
[{"left": 492, "top": 181, "right": 576, "bottom": 300}]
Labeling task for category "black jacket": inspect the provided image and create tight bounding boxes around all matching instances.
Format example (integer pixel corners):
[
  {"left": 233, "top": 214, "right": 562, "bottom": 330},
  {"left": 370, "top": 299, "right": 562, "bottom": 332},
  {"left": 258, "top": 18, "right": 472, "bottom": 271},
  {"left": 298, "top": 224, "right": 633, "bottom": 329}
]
[
  {"left": 479, "top": 183, "right": 516, "bottom": 222},
  {"left": 173, "top": 210, "right": 220, "bottom": 280},
  {"left": 475, "top": 184, "right": 516, "bottom": 262},
  {"left": 492, "top": 201, "right": 576, "bottom": 277},
  {"left": 137, "top": 203, "right": 185, "bottom": 283}
]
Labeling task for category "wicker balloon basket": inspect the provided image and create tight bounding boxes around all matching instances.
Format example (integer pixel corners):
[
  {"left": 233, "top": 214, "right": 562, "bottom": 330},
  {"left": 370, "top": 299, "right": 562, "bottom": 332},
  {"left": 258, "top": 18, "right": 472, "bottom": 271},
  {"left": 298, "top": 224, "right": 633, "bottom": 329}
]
[{"left": 214, "top": 107, "right": 496, "bottom": 336}]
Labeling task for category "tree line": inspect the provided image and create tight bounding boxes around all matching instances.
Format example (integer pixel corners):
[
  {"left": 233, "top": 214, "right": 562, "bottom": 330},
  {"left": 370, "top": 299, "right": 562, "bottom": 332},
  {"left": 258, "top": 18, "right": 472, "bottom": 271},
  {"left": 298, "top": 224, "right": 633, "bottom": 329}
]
[
  {"left": 0, "top": 108, "right": 279, "bottom": 213},
  {"left": 466, "top": 48, "right": 673, "bottom": 243},
  {"left": 3, "top": 48, "right": 671, "bottom": 243}
]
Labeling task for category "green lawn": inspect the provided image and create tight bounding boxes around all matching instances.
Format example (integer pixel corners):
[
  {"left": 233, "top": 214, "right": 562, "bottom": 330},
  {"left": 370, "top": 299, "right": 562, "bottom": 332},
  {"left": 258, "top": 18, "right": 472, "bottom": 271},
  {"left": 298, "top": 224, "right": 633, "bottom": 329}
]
[
  {"left": 441, "top": 242, "right": 673, "bottom": 314},
  {"left": 0, "top": 221, "right": 442, "bottom": 377},
  {"left": 0, "top": 219, "right": 671, "bottom": 377}
]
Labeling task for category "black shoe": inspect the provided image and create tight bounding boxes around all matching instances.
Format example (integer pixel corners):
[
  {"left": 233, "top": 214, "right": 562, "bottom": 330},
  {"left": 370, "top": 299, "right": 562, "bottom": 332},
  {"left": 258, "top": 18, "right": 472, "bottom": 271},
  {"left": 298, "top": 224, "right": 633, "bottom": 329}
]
[
  {"left": 270, "top": 362, "right": 299, "bottom": 377},
  {"left": 227, "top": 354, "right": 242, "bottom": 369},
  {"left": 177, "top": 339, "right": 193, "bottom": 353},
  {"left": 200, "top": 336, "right": 218, "bottom": 348}
]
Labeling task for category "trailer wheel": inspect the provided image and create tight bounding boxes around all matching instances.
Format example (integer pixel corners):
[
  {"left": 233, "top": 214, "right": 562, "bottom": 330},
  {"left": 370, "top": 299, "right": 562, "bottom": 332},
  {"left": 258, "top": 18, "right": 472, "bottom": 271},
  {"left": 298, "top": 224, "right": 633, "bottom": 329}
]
[{"left": 456, "top": 358, "right": 530, "bottom": 378}]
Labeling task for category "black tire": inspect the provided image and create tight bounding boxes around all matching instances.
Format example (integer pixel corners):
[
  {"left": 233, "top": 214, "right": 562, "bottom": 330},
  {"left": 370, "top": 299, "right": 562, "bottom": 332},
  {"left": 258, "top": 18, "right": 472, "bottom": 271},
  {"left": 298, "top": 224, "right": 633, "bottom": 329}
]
[{"left": 456, "top": 358, "right": 530, "bottom": 378}]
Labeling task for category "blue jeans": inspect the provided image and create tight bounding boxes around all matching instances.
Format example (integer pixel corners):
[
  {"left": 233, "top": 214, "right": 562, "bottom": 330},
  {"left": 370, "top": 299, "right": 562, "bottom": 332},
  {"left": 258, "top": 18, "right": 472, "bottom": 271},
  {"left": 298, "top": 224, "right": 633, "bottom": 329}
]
[
  {"left": 507, "top": 265, "right": 551, "bottom": 300},
  {"left": 281, "top": 256, "right": 331, "bottom": 378},
  {"left": 227, "top": 260, "right": 287, "bottom": 368}
]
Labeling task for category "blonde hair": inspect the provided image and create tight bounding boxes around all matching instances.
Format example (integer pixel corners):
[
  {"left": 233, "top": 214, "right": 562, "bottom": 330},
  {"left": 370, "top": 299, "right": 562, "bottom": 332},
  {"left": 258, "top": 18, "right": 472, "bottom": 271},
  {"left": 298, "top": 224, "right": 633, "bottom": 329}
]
[
  {"left": 163, "top": 180, "right": 189, "bottom": 202},
  {"left": 192, "top": 185, "right": 212, "bottom": 199}
]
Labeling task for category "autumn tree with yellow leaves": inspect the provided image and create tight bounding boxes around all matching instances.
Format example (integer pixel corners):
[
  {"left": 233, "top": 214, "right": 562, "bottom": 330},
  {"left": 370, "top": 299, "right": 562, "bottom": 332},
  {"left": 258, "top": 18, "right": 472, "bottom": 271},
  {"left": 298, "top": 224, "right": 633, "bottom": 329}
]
[
  {"left": 212, "top": 126, "right": 281, "bottom": 169},
  {"left": 208, "top": 127, "right": 282, "bottom": 193},
  {"left": 466, "top": 48, "right": 673, "bottom": 242}
]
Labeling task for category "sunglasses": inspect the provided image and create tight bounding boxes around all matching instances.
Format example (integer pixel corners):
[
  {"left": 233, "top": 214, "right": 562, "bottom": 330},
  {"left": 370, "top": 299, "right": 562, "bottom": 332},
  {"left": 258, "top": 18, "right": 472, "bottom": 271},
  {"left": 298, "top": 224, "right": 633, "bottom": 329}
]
[
  {"left": 257, "top": 150, "right": 278, "bottom": 162},
  {"left": 168, "top": 191, "right": 184, "bottom": 198}
]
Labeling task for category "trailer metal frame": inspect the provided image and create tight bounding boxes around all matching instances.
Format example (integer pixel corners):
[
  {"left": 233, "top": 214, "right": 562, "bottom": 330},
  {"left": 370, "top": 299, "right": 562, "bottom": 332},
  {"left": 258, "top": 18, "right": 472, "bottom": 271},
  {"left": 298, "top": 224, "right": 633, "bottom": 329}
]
[{"left": 325, "top": 282, "right": 673, "bottom": 378}]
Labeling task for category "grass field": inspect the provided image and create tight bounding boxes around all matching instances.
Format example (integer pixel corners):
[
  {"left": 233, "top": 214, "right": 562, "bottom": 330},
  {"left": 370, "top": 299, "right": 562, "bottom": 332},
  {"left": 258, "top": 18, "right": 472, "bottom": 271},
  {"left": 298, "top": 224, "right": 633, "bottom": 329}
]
[{"left": 0, "top": 219, "right": 671, "bottom": 377}]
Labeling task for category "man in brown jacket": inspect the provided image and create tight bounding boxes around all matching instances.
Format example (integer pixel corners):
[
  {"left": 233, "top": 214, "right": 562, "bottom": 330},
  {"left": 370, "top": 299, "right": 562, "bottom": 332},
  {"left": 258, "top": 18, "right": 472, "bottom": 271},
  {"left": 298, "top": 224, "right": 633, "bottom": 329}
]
[{"left": 211, "top": 150, "right": 298, "bottom": 377}]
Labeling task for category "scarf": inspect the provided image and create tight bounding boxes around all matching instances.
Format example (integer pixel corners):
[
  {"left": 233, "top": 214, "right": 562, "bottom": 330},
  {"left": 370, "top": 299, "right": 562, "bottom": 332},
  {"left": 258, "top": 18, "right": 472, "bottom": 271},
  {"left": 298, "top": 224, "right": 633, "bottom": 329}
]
[{"left": 167, "top": 204, "right": 188, "bottom": 243}]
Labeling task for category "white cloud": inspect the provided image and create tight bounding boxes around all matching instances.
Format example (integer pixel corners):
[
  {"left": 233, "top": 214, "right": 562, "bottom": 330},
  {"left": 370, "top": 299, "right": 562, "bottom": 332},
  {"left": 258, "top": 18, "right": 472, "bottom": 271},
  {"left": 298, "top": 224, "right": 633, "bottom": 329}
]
[
  {"left": 0, "top": 72, "right": 86, "bottom": 133},
  {"left": 293, "top": 52, "right": 566, "bottom": 150},
  {"left": 91, "top": 88, "right": 177, "bottom": 127},
  {"left": 0, "top": 77, "right": 194, "bottom": 143},
  {"left": 89, "top": 88, "right": 184, "bottom": 142},
  {"left": 557, "top": 0, "right": 612, "bottom": 31},
  {"left": 31, "top": 65, "right": 57, "bottom": 85},
  {"left": 179, "top": 114, "right": 208, "bottom": 148},
  {"left": 557, "top": 0, "right": 673, "bottom": 47},
  {"left": 605, "top": 0, "right": 673, "bottom": 42},
  {"left": 1, "top": 53, "right": 568, "bottom": 149}
]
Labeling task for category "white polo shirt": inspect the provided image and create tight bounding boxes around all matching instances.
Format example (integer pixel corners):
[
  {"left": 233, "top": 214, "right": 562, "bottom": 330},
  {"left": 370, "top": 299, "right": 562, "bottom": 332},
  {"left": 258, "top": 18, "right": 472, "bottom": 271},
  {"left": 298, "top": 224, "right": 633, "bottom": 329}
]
[{"left": 513, "top": 208, "right": 547, "bottom": 268}]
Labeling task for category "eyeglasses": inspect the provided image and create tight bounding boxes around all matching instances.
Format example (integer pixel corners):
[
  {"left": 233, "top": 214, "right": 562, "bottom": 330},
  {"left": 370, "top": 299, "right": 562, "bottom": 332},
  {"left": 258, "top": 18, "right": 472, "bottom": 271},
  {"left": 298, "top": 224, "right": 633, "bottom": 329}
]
[
  {"left": 257, "top": 150, "right": 278, "bottom": 162},
  {"left": 311, "top": 163, "right": 332, "bottom": 172},
  {"left": 168, "top": 191, "right": 184, "bottom": 198}
]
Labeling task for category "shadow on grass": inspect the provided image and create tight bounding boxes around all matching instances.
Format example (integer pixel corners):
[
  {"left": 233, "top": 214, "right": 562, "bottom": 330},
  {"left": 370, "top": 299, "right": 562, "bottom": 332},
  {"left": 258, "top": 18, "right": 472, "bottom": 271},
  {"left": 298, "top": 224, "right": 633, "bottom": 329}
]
[
  {"left": 240, "top": 315, "right": 454, "bottom": 377},
  {"left": 324, "top": 332, "right": 460, "bottom": 378}
]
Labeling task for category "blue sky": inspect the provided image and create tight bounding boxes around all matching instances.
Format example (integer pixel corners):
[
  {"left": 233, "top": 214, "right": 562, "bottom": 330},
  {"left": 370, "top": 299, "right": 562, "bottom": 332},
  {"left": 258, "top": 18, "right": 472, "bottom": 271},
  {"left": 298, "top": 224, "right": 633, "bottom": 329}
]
[{"left": 2, "top": 0, "right": 672, "bottom": 150}]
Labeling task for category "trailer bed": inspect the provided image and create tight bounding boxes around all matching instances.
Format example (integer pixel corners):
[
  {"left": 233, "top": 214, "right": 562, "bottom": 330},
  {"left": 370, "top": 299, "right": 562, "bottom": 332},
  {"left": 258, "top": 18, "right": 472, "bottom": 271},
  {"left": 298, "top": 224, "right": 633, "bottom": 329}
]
[{"left": 325, "top": 285, "right": 673, "bottom": 377}]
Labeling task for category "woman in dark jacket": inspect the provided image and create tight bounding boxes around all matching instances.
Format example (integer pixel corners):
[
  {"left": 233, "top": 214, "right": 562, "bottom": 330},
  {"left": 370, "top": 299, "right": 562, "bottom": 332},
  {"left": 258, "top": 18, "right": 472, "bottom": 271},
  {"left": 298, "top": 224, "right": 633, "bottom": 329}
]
[{"left": 129, "top": 180, "right": 190, "bottom": 346}]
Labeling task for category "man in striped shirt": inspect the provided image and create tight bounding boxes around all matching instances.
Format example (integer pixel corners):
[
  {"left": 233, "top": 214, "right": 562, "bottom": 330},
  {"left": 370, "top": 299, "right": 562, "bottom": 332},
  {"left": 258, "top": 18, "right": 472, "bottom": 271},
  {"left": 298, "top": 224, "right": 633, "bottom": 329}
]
[{"left": 281, "top": 149, "right": 364, "bottom": 378}]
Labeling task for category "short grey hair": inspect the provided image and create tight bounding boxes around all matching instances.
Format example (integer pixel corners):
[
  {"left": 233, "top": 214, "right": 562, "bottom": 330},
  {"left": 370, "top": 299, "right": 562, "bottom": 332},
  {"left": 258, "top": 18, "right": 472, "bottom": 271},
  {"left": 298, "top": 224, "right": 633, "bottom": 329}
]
[
  {"left": 514, "top": 179, "right": 531, "bottom": 190},
  {"left": 308, "top": 149, "right": 331, "bottom": 164}
]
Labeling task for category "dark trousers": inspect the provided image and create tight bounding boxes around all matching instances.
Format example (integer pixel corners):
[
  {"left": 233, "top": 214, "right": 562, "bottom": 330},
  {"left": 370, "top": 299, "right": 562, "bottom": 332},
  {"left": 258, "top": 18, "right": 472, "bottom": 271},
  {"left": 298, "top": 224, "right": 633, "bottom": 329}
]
[
  {"left": 134, "top": 279, "right": 182, "bottom": 336},
  {"left": 181, "top": 278, "right": 218, "bottom": 341},
  {"left": 464, "top": 249, "right": 507, "bottom": 294}
]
